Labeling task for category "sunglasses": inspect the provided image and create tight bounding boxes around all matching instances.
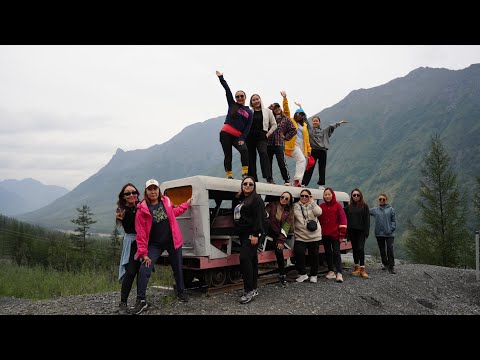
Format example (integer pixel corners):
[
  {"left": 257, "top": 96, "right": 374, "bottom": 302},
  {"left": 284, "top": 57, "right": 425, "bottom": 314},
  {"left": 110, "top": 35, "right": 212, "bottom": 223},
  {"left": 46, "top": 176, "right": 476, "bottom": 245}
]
[
  {"left": 379, "top": 198, "right": 386, "bottom": 201},
  {"left": 243, "top": 182, "right": 254, "bottom": 186},
  {"left": 235, "top": 94, "right": 245, "bottom": 99},
  {"left": 280, "top": 196, "right": 290, "bottom": 201},
  {"left": 124, "top": 191, "right": 139, "bottom": 197},
  {"left": 300, "top": 194, "right": 310, "bottom": 198},
  {"left": 352, "top": 194, "right": 360, "bottom": 198}
]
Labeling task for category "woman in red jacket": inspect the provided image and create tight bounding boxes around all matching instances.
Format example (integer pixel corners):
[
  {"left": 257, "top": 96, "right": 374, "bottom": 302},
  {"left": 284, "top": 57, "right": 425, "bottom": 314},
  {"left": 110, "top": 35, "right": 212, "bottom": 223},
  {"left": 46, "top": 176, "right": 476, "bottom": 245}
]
[
  {"left": 319, "top": 187, "right": 347, "bottom": 283},
  {"left": 132, "top": 178, "right": 192, "bottom": 315}
]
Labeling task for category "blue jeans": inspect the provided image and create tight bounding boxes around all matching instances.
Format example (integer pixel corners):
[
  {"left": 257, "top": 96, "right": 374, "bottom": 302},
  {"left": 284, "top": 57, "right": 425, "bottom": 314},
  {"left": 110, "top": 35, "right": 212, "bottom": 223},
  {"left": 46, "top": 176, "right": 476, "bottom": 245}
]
[{"left": 137, "top": 241, "right": 184, "bottom": 300}]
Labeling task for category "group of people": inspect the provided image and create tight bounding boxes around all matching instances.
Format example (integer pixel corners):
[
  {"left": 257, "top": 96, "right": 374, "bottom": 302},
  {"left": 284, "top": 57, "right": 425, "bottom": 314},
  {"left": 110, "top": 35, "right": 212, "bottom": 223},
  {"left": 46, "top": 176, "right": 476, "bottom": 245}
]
[
  {"left": 216, "top": 70, "right": 348, "bottom": 188},
  {"left": 112, "top": 71, "right": 398, "bottom": 311},
  {"left": 114, "top": 175, "right": 397, "bottom": 311},
  {"left": 231, "top": 176, "right": 397, "bottom": 304},
  {"left": 115, "top": 179, "right": 192, "bottom": 315}
]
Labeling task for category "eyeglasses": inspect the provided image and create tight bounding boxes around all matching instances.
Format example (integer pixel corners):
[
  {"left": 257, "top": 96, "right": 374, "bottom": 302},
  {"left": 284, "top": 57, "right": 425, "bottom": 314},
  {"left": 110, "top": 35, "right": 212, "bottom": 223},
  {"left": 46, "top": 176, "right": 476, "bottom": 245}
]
[
  {"left": 300, "top": 194, "right": 310, "bottom": 198},
  {"left": 379, "top": 198, "right": 386, "bottom": 201},
  {"left": 235, "top": 94, "right": 245, "bottom": 99},
  {"left": 280, "top": 196, "right": 290, "bottom": 201},
  {"left": 352, "top": 194, "right": 360, "bottom": 198},
  {"left": 124, "top": 191, "right": 138, "bottom": 197},
  {"left": 243, "top": 182, "right": 254, "bottom": 186}
]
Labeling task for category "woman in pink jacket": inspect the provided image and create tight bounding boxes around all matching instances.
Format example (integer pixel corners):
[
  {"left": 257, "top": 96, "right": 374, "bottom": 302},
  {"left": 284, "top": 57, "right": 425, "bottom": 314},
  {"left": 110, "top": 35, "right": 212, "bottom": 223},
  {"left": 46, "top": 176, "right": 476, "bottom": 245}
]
[{"left": 131, "top": 178, "right": 192, "bottom": 315}]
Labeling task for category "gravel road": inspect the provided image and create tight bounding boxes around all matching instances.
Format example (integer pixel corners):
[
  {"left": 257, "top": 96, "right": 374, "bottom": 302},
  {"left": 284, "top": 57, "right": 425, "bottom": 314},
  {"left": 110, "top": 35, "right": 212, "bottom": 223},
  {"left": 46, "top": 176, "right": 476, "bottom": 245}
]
[{"left": 1, "top": 263, "right": 479, "bottom": 315}]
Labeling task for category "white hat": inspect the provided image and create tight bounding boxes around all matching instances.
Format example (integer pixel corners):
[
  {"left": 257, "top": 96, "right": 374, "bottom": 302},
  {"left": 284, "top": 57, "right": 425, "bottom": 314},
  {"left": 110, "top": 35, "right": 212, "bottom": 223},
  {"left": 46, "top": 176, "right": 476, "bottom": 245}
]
[{"left": 145, "top": 179, "right": 159, "bottom": 188}]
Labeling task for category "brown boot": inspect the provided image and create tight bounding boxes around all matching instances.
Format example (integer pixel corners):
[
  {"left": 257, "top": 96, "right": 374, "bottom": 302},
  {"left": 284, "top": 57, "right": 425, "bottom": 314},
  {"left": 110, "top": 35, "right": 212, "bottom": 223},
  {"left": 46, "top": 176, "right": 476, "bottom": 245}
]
[
  {"left": 352, "top": 264, "right": 361, "bottom": 276},
  {"left": 360, "top": 266, "right": 369, "bottom": 279}
]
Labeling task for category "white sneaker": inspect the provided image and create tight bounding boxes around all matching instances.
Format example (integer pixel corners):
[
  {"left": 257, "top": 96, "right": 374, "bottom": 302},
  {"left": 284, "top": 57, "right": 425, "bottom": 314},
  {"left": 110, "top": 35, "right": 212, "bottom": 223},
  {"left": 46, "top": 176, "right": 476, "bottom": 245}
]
[
  {"left": 296, "top": 274, "right": 309, "bottom": 283},
  {"left": 336, "top": 273, "right": 344, "bottom": 283},
  {"left": 284, "top": 181, "right": 290, "bottom": 186},
  {"left": 319, "top": 185, "right": 325, "bottom": 191},
  {"left": 309, "top": 276, "right": 317, "bottom": 283},
  {"left": 325, "top": 271, "right": 336, "bottom": 280}
]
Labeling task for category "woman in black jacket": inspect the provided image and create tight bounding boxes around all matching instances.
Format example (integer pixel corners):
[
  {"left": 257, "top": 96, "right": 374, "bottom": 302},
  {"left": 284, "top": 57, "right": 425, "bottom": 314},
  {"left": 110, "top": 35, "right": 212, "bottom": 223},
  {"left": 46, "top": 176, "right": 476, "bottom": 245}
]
[
  {"left": 233, "top": 176, "right": 266, "bottom": 304},
  {"left": 344, "top": 188, "right": 370, "bottom": 278}
]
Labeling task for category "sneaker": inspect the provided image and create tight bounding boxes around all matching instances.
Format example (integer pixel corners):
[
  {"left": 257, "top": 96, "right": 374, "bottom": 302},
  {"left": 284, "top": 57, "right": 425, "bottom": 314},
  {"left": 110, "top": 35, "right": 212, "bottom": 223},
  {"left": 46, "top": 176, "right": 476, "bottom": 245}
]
[
  {"left": 325, "top": 271, "right": 336, "bottom": 280},
  {"left": 239, "top": 290, "right": 255, "bottom": 304},
  {"left": 266, "top": 177, "right": 275, "bottom": 184},
  {"left": 296, "top": 274, "right": 309, "bottom": 283},
  {"left": 293, "top": 180, "right": 301, "bottom": 187},
  {"left": 309, "top": 275, "right": 317, "bottom": 283},
  {"left": 336, "top": 273, "right": 344, "bottom": 283},
  {"left": 118, "top": 301, "right": 129, "bottom": 315},
  {"left": 252, "top": 289, "right": 259, "bottom": 297},
  {"left": 177, "top": 290, "right": 189, "bottom": 302},
  {"left": 388, "top": 267, "right": 396, "bottom": 274},
  {"left": 284, "top": 181, "right": 290, "bottom": 186},
  {"left": 242, "top": 174, "right": 249, "bottom": 179},
  {"left": 381, "top": 264, "right": 386, "bottom": 270},
  {"left": 279, "top": 274, "right": 287, "bottom": 286},
  {"left": 131, "top": 299, "right": 148, "bottom": 315},
  {"left": 318, "top": 185, "right": 325, "bottom": 191},
  {"left": 227, "top": 176, "right": 234, "bottom": 179}
]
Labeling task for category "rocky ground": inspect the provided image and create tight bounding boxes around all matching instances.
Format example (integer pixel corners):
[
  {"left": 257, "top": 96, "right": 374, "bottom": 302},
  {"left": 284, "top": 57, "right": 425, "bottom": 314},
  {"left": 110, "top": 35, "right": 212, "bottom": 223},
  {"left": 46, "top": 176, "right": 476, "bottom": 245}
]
[{"left": 1, "top": 262, "right": 480, "bottom": 316}]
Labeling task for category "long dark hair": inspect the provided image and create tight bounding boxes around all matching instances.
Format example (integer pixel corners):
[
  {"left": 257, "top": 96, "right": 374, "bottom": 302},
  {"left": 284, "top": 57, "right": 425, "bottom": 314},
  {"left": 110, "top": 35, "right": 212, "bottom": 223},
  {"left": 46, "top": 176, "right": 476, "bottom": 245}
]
[
  {"left": 349, "top": 188, "right": 367, "bottom": 208},
  {"left": 280, "top": 191, "right": 293, "bottom": 211},
  {"left": 117, "top": 183, "right": 139, "bottom": 207},
  {"left": 240, "top": 176, "right": 258, "bottom": 207}
]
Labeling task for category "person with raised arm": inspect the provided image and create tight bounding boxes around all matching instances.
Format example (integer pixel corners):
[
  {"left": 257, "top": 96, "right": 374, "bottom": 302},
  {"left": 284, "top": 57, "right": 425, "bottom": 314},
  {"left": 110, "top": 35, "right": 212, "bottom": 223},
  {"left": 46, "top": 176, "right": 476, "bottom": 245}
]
[
  {"left": 281, "top": 91, "right": 311, "bottom": 187},
  {"left": 301, "top": 114, "right": 348, "bottom": 189},
  {"left": 267, "top": 100, "right": 297, "bottom": 185},
  {"left": 216, "top": 70, "right": 253, "bottom": 180}
]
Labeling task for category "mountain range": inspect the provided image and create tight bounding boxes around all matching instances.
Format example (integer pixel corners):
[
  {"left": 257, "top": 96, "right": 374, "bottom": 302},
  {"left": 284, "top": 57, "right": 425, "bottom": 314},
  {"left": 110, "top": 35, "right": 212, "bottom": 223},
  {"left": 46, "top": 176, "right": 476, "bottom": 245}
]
[
  {"left": 0, "top": 178, "right": 69, "bottom": 216},
  {"left": 16, "top": 64, "right": 480, "bottom": 240}
]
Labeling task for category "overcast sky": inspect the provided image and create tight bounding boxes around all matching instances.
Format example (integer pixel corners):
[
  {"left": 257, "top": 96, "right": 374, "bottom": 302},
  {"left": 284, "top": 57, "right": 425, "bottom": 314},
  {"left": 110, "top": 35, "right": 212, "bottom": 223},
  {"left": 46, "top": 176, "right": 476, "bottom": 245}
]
[{"left": 1, "top": 45, "right": 479, "bottom": 190}]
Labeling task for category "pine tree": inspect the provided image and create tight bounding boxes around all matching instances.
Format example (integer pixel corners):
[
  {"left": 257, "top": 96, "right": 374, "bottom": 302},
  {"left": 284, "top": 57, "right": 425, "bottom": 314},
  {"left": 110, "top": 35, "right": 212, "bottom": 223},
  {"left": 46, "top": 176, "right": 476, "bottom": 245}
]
[
  {"left": 110, "top": 226, "right": 121, "bottom": 272},
  {"left": 70, "top": 205, "right": 97, "bottom": 265},
  {"left": 405, "top": 135, "right": 472, "bottom": 267}
]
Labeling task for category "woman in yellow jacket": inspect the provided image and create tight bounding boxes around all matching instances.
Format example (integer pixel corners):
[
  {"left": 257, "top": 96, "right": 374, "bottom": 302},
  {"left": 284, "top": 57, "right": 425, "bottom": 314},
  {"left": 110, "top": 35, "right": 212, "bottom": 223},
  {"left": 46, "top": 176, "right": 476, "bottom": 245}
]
[{"left": 281, "top": 91, "right": 311, "bottom": 187}]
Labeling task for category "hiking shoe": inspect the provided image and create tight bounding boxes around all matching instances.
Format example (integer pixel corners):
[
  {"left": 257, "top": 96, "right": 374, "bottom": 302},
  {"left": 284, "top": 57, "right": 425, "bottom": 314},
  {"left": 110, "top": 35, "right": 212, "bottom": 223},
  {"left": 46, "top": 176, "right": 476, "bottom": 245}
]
[
  {"left": 388, "top": 267, "right": 396, "bottom": 274},
  {"left": 325, "top": 271, "right": 336, "bottom": 280},
  {"left": 239, "top": 290, "right": 255, "bottom": 304},
  {"left": 309, "top": 275, "right": 317, "bottom": 283},
  {"left": 118, "top": 301, "right": 129, "bottom": 315},
  {"left": 279, "top": 274, "right": 287, "bottom": 286},
  {"left": 177, "top": 290, "right": 189, "bottom": 302},
  {"left": 360, "top": 266, "right": 369, "bottom": 279},
  {"left": 131, "top": 299, "right": 148, "bottom": 315},
  {"left": 336, "top": 273, "right": 344, "bottom": 283},
  {"left": 266, "top": 177, "right": 275, "bottom": 184},
  {"left": 296, "top": 274, "right": 309, "bottom": 283},
  {"left": 352, "top": 264, "right": 361, "bottom": 276}
]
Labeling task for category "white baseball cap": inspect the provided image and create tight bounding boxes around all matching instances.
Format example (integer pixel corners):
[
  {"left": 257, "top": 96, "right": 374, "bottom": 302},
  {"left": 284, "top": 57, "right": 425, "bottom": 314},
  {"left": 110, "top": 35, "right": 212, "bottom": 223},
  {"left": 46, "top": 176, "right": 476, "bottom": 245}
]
[{"left": 145, "top": 179, "right": 159, "bottom": 188}]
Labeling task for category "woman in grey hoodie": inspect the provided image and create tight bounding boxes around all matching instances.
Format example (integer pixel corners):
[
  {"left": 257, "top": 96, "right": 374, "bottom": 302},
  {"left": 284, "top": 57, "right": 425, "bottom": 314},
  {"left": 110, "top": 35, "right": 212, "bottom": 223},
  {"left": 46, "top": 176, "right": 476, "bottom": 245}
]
[{"left": 369, "top": 193, "right": 397, "bottom": 274}]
